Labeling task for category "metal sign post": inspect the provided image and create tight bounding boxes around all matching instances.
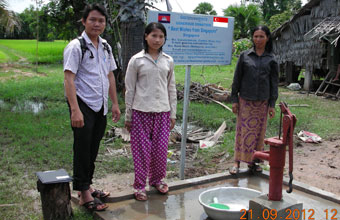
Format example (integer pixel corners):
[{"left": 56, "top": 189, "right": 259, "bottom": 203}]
[
  {"left": 179, "top": 65, "right": 191, "bottom": 179},
  {"left": 147, "top": 11, "right": 234, "bottom": 179}
]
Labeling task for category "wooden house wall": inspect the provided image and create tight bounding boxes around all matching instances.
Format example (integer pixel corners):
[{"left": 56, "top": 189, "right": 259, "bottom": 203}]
[{"left": 273, "top": 0, "right": 340, "bottom": 73}]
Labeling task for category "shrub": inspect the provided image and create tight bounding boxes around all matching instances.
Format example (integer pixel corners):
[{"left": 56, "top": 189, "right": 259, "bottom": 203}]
[{"left": 233, "top": 38, "right": 252, "bottom": 57}]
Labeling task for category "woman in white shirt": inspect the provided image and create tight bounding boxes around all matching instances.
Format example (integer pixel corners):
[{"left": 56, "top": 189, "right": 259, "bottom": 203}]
[{"left": 124, "top": 22, "right": 177, "bottom": 201}]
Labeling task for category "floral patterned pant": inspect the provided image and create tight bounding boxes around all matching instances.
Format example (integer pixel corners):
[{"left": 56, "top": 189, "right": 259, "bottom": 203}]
[{"left": 130, "top": 110, "right": 170, "bottom": 190}]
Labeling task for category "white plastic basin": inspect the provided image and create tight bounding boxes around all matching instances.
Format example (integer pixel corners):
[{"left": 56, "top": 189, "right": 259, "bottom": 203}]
[{"left": 198, "top": 187, "right": 262, "bottom": 220}]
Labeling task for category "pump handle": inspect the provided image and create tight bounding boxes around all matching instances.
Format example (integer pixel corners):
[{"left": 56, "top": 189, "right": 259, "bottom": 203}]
[
  {"left": 287, "top": 172, "right": 293, "bottom": 193},
  {"left": 279, "top": 102, "right": 296, "bottom": 194}
]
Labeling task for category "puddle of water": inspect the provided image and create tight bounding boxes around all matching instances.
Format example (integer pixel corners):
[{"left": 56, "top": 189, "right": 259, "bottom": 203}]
[
  {"left": 101, "top": 176, "right": 339, "bottom": 220},
  {"left": 11, "top": 100, "right": 44, "bottom": 114}
]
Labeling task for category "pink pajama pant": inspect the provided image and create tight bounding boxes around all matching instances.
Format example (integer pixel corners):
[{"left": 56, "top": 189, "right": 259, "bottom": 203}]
[{"left": 130, "top": 110, "right": 170, "bottom": 190}]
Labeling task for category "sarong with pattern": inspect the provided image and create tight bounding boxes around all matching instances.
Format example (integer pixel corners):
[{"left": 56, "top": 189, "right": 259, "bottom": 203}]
[{"left": 234, "top": 97, "right": 268, "bottom": 164}]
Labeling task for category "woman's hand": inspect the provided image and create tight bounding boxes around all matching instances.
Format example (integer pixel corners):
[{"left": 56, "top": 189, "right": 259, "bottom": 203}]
[
  {"left": 111, "top": 104, "right": 121, "bottom": 123},
  {"left": 232, "top": 103, "right": 239, "bottom": 114},
  {"left": 125, "top": 121, "right": 131, "bottom": 133},
  {"left": 170, "top": 119, "right": 176, "bottom": 130},
  {"left": 268, "top": 107, "right": 275, "bottom": 119}
]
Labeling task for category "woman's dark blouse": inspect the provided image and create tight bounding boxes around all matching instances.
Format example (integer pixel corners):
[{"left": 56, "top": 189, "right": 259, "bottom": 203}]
[{"left": 231, "top": 48, "right": 279, "bottom": 107}]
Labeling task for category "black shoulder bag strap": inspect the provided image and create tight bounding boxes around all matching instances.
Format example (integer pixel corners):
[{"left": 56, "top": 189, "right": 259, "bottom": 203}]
[{"left": 77, "top": 36, "right": 94, "bottom": 61}]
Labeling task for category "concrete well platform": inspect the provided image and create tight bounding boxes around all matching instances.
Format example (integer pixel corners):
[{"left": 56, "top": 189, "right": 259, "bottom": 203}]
[{"left": 72, "top": 171, "right": 340, "bottom": 220}]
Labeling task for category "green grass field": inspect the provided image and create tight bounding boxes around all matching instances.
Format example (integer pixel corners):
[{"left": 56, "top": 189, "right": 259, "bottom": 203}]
[
  {"left": 0, "top": 50, "right": 8, "bottom": 62},
  {"left": 0, "top": 40, "right": 340, "bottom": 219},
  {"left": 0, "top": 40, "right": 68, "bottom": 63}
]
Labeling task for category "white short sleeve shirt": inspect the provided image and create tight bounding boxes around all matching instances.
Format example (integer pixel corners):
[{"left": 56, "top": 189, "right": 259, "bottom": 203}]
[{"left": 63, "top": 31, "right": 117, "bottom": 115}]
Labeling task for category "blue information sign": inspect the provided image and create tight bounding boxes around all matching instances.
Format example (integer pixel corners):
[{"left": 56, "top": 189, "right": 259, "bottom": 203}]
[{"left": 147, "top": 11, "right": 234, "bottom": 65}]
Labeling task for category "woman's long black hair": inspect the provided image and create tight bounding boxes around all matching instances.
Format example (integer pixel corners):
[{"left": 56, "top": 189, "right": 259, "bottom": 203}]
[
  {"left": 143, "top": 22, "right": 167, "bottom": 53},
  {"left": 251, "top": 25, "right": 273, "bottom": 53}
]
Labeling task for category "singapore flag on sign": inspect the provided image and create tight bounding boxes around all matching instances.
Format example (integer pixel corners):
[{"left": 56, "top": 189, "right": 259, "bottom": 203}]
[{"left": 213, "top": 17, "right": 228, "bottom": 28}]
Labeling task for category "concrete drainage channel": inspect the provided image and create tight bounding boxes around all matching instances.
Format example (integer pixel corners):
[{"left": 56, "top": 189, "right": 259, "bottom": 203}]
[{"left": 71, "top": 171, "right": 340, "bottom": 220}]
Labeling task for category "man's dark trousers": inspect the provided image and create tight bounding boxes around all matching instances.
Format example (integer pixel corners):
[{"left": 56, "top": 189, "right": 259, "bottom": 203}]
[{"left": 70, "top": 97, "right": 107, "bottom": 191}]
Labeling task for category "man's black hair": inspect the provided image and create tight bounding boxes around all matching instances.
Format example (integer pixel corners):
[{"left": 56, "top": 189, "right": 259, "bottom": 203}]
[{"left": 82, "top": 4, "right": 108, "bottom": 22}]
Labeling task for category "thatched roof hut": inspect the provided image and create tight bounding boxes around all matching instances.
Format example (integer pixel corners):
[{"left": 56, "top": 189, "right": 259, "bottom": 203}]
[{"left": 272, "top": 0, "right": 340, "bottom": 90}]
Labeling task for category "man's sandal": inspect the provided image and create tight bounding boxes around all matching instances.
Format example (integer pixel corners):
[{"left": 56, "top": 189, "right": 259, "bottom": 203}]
[
  {"left": 91, "top": 189, "right": 110, "bottom": 199},
  {"left": 77, "top": 189, "right": 110, "bottom": 199},
  {"left": 152, "top": 181, "right": 169, "bottom": 194},
  {"left": 229, "top": 166, "right": 239, "bottom": 175},
  {"left": 134, "top": 189, "right": 148, "bottom": 201},
  {"left": 81, "top": 198, "right": 108, "bottom": 212}
]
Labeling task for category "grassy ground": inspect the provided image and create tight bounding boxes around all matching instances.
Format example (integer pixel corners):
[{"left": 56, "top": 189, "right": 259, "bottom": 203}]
[
  {"left": 0, "top": 50, "right": 8, "bottom": 62},
  {"left": 0, "top": 40, "right": 68, "bottom": 63},
  {"left": 0, "top": 41, "right": 340, "bottom": 219}
]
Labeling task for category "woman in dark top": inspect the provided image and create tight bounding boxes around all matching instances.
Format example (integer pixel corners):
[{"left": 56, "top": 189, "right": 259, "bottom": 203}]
[{"left": 229, "top": 25, "right": 278, "bottom": 174}]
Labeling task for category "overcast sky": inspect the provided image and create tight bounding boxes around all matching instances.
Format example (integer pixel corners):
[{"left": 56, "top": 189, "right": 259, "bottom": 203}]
[
  {"left": 8, "top": 0, "right": 36, "bottom": 13},
  {"left": 8, "top": 0, "right": 248, "bottom": 15},
  {"left": 8, "top": 0, "right": 307, "bottom": 16},
  {"left": 152, "top": 0, "right": 240, "bottom": 16}
]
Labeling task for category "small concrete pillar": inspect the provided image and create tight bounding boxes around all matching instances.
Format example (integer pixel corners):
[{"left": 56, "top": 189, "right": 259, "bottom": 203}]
[{"left": 249, "top": 194, "right": 303, "bottom": 220}]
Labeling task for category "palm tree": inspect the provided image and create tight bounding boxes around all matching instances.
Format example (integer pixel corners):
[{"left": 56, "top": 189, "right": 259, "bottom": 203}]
[
  {"left": 193, "top": 2, "right": 217, "bottom": 15},
  {"left": 0, "top": 0, "right": 21, "bottom": 36},
  {"left": 223, "top": 4, "right": 262, "bottom": 40}
]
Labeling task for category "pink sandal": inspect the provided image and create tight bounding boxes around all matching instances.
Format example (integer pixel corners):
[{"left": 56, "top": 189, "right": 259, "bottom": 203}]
[
  {"left": 134, "top": 189, "right": 147, "bottom": 201},
  {"left": 152, "top": 181, "right": 169, "bottom": 194}
]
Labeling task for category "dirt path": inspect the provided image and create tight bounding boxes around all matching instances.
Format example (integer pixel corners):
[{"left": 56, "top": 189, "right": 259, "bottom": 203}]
[
  {"left": 0, "top": 49, "right": 45, "bottom": 82},
  {"left": 290, "top": 138, "right": 340, "bottom": 195},
  {"left": 93, "top": 137, "right": 340, "bottom": 197}
]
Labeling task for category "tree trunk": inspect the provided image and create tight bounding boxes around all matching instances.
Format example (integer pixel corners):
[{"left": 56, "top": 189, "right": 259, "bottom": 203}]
[
  {"left": 120, "top": 20, "right": 144, "bottom": 81},
  {"left": 37, "top": 180, "right": 73, "bottom": 220}
]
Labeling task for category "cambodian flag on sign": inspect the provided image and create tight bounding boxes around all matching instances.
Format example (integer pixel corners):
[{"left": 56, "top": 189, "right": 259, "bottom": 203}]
[
  {"left": 213, "top": 17, "right": 228, "bottom": 28},
  {"left": 158, "top": 13, "right": 171, "bottom": 23}
]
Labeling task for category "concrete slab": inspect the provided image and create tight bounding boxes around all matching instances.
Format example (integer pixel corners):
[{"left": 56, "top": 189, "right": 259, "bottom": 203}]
[
  {"left": 80, "top": 171, "right": 340, "bottom": 220},
  {"left": 249, "top": 194, "right": 303, "bottom": 220}
]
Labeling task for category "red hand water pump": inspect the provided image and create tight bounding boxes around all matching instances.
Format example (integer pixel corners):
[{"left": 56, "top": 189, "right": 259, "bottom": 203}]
[{"left": 252, "top": 102, "right": 297, "bottom": 201}]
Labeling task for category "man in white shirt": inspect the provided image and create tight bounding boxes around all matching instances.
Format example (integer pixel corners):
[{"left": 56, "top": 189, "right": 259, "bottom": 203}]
[{"left": 63, "top": 4, "right": 120, "bottom": 211}]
